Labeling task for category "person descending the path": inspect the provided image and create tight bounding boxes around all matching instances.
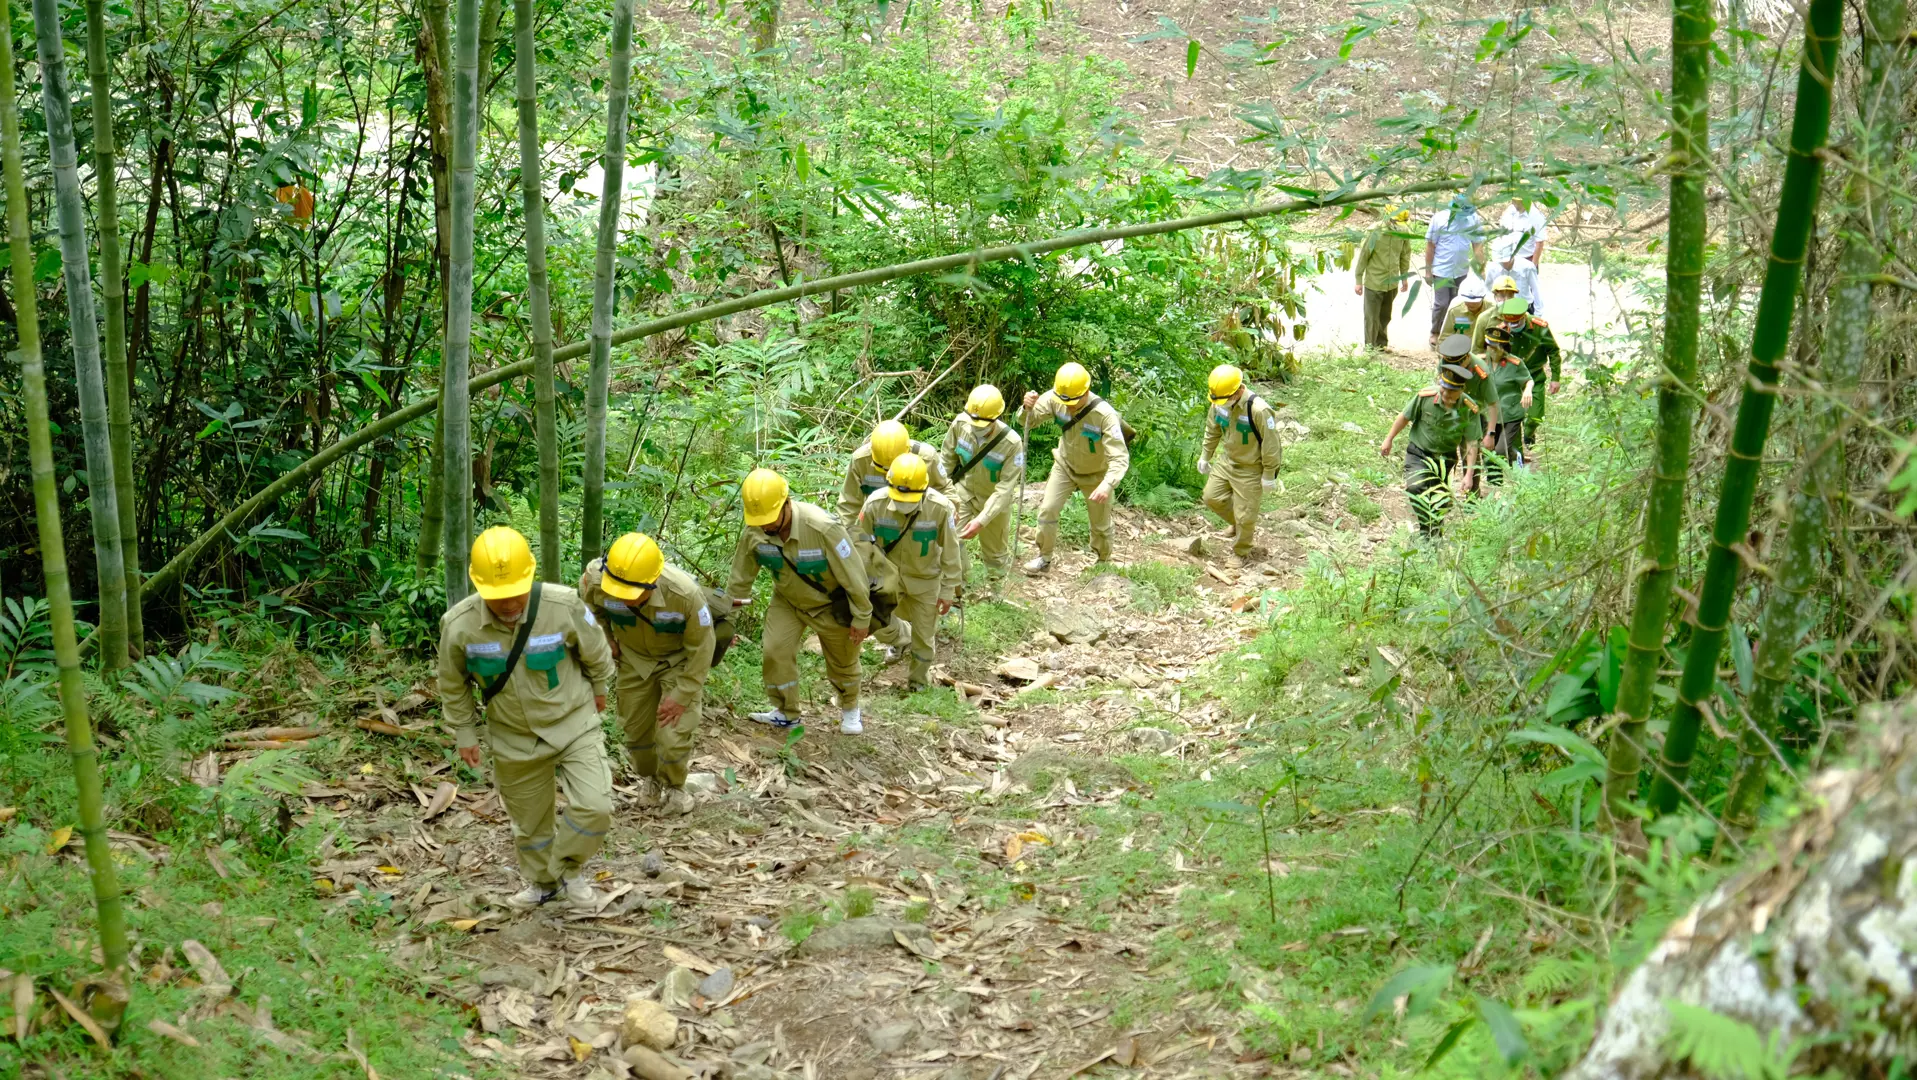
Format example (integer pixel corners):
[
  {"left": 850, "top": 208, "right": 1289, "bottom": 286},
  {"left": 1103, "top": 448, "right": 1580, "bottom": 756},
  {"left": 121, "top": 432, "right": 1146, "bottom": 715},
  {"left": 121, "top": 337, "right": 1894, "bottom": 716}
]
[
  {"left": 1497, "top": 194, "right": 1551, "bottom": 316},
  {"left": 940, "top": 384, "right": 1025, "bottom": 589},
  {"left": 839, "top": 419, "right": 952, "bottom": 526},
  {"left": 1442, "top": 277, "right": 1489, "bottom": 345},
  {"left": 1021, "top": 362, "right": 1131, "bottom": 573},
  {"left": 1197, "top": 364, "right": 1283, "bottom": 567},
  {"left": 862, "top": 453, "right": 963, "bottom": 692},
  {"left": 1379, "top": 364, "right": 1485, "bottom": 536},
  {"left": 1354, "top": 205, "right": 1413, "bottom": 350},
  {"left": 1472, "top": 274, "right": 1523, "bottom": 354},
  {"left": 1422, "top": 194, "right": 1487, "bottom": 349},
  {"left": 579, "top": 532, "right": 729, "bottom": 817},
  {"left": 1493, "top": 296, "right": 1562, "bottom": 454},
  {"left": 438, "top": 526, "right": 615, "bottom": 910},
  {"left": 1482, "top": 324, "right": 1534, "bottom": 481},
  {"left": 729, "top": 468, "right": 876, "bottom": 735}
]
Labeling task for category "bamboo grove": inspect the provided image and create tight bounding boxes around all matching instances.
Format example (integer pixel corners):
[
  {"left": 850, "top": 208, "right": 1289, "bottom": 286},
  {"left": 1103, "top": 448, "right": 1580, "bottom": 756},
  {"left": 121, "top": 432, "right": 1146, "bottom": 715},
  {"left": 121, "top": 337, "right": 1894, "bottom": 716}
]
[{"left": 0, "top": 0, "right": 1914, "bottom": 1041}]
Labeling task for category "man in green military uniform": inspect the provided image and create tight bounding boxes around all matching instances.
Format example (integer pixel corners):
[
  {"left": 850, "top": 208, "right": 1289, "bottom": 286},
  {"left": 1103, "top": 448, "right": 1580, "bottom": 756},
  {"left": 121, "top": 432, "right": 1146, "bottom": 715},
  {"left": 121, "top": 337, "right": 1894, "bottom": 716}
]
[
  {"left": 1021, "top": 361, "right": 1130, "bottom": 572},
  {"left": 940, "top": 383, "right": 1025, "bottom": 586},
  {"left": 1493, "top": 297, "right": 1561, "bottom": 452},
  {"left": 579, "top": 532, "right": 721, "bottom": 817},
  {"left": 730, "top": 468, "right": 877, "bottom": 735},
  {"left": 1353, "top": 205, "right": 1412, "bottom": 350},
  {"left": 1437, "top": 333, "right": 1499, "bottom": 426},
  {"left": 438, "top": 526, "right": 615, "bottom": 909},
  {"left": 862, "top": 453, "right": 963, "bottom": 691},
  {"left": 839, "top": 419, "right": 953, "bottom": 526},
  {"left": 1378, "top": 364, "right": 1485, "bottom": 535},
  {"left": 1197, "top": 364, "right": 1283, "bottom": 566},
  {"left": 1482, "top": 324, "right": 1534, "bottom": 481}
]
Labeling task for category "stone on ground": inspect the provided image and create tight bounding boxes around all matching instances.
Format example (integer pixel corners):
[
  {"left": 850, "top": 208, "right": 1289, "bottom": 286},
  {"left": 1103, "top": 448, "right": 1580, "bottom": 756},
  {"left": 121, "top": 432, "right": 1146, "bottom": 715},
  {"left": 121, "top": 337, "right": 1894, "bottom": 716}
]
[
  {"left": 1041, "top": 600, "right": 1105, "bottom": 645},
  {"left": 796, "top": 917, "right": 933, "bottom": 957}
]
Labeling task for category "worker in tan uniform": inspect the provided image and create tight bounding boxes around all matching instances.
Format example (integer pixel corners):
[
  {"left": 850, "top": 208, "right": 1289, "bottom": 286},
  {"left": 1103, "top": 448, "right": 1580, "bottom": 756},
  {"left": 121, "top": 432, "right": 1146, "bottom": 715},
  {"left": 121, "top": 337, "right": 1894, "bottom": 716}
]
[
  {"left": 838, "top": 419, "right": 953, "bottom": 526},
  {"left": 1020, "top": 362, "right": 1130, "bottom": 572},
  {"left": 1197, "top": 364, "right": 1283, "bottom": 566},
  {"left": 438, "top": 526, "right": 614, "bottom": 910},
  {"left": 579, "top": 532, "right": 727, "bottom": 817},
  {"left": 939, "top": 384, "right": 1025, "bottom": 585},
  {"left": 861, "top": 453, "right": 963, "bottom": 691},
  {"left": 729, "top": 468, "right": 877, "bottom": 735}
]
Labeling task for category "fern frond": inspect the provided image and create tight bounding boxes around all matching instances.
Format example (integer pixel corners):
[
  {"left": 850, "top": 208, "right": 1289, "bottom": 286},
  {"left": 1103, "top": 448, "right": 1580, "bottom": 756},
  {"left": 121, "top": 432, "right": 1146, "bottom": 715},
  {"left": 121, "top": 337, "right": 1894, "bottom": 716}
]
[{"left": 1661, "top": 999, "right": 1793, "bottom": 1080}]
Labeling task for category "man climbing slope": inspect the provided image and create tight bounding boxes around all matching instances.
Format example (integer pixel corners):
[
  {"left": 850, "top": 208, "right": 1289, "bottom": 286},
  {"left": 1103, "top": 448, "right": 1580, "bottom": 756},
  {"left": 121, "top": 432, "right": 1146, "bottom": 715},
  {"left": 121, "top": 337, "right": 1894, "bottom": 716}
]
[
  {"left": 1197, "top": 364, "right": 1282, "bottom": 567},
  {"left": 940, "top": 383, "right": 1025, "bottom": 590},
  {"left": 1020, "top": 362, "right": 1130, "bottom": 573},
  {"left": 438, "top": 526, "right": 614, "bottom": 910},
  {"left": 861, "top": 453, "right": 963, "bottom": 692},
  {"left": 838, "top": 419, "right": 953, "bottom": 526},
  {"left": 729, "top": 468, "right": 876, "bottom": 735}
]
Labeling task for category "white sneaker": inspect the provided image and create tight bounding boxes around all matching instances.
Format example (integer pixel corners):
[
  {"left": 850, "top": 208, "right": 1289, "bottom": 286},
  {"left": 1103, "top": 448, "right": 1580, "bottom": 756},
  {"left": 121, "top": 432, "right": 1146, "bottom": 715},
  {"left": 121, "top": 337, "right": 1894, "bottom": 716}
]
[
  {"left": 840, "top": 709, "right": 864, "bottom": 736},
  {"left": 748, "top": 709, "right": 798, "bottom": 729},
  {"left": 633, "top": 777, "right": 664, "bottom": 809},
  {"left": 1023, "top": 556, "right": 1050, "bottom": 573},
  {"left": 561, "top": 874, "right": 597, "bottom": 908},
  {"left": 661, "top": 787, "right": 696, "bottom": 816},
  {"left": 880, "top": 645, "right": 903, "bottom": 665},
  {"left": 504, "top": 883, "right": 557, "bottom": 910}
]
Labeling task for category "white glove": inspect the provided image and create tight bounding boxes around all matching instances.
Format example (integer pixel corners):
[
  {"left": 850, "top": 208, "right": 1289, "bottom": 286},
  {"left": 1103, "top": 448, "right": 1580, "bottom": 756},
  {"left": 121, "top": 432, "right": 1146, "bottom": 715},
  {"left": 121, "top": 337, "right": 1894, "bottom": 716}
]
[
  {"left": 1262, "top": 477, "right": 1276, "bottom": 491},
  {"left": 1196, "top": 458, "right": 1210, "bottom": 475}
]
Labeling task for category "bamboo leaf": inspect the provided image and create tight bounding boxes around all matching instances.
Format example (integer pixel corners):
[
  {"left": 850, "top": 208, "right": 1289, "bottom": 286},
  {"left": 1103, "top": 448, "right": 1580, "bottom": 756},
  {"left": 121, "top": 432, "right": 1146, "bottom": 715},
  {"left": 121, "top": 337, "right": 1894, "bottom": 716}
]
[
  {"left": 1184, "top": 39, "right": 1200, "bottom": 79},
  {"left": 1474, "top": 995, "right": 1527, "bottom": 1065}
]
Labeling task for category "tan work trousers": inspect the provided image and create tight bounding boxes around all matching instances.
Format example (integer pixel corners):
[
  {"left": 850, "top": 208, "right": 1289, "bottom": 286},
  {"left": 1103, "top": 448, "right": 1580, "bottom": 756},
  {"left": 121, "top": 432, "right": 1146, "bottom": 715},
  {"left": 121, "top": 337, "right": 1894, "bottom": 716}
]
[
  {"left": 616, "top": 659, "right": 700, "bottom": 788},
  {"left": 492, "top": 718, "right": 613, "bottom": 887},
  {"left": 762, "top": 593, "right": 862, "bottom": 714},
  {"left": 874, "top": 576, "right": 938, "bottom": 688},
  {"left": 1202, "top": 462, "right": 1264, "bottom": 557},
  {"left": 954, "top": 489, "right": 1011, "bottom": 574},
  {"left": 1036, "top": 468, "right": 1112, "bottom": 561}
]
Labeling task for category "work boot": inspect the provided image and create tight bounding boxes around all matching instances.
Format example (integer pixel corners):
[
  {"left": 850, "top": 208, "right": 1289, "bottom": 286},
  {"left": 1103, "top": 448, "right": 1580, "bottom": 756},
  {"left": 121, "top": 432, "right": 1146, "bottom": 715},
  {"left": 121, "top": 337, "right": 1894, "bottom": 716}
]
[
  {"left": 504, "top": 882, "right": 557, "bottom": 910},
  {"left": 748, "top": 708, "right": 798, "bottom": 729},
  {"left": 880, "top": 645, "right": 903, "bottom": 665},
  {"left": 561, "top": 873, "right": 598, "bottom": 908},
  {"left": 840, "top": 708, "right": 864, "bottom": 735},
  {"left": 632, "top": 777, "right": 664, "bottom": 809},
  {"left": 1212, "top": 524, "right": 1236, "bottom": 539},
  {"left": 1227, "top": 554, "right": 1252, "bottom": 569},
  {"left": 1023, "top": 555, "right": 1050, "bottom": 574},
  {"left": 661, "top": 787, "right": 697, "bottom": 817}
]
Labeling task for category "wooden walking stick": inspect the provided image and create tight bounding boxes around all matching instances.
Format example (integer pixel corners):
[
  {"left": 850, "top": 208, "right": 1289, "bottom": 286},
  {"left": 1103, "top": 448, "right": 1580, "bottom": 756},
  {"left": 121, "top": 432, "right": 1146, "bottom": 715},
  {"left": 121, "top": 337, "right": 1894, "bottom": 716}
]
[{"left": 1010, "top": 397, "right": 1032, "bottom": 569}]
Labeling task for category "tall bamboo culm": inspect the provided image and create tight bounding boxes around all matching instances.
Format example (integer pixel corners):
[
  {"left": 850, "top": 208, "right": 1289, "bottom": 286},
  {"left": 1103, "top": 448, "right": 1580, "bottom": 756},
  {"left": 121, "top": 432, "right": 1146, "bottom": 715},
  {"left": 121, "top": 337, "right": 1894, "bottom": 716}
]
[
  {"left": 581, "top": 0, "right": 635, "bottom": 567},
  {"left": 7, "top": 0, "right": 130, "bottom": 975},
  {"left": 1648, "top": 0, "right": 1843, "bottom": 815},
  {"left": 32, "top": 0, "right": 128, "bottom": 670},
  {"left": 414, "top": 0, "right": 454, "bottom": 577},
  {"left": 1724, "top": 0, "right": 1906, "bottom": 827},
  {"left": 515, "top": 0, "right": 560, "bottom": 580},
  {"left": 1599, "top": 0, "right": 1711, "bottom": 825},
  {"left": 84, "top": 0, "right": 139, "bottom": 660},
  {"left": 442, "top": 0, "right": 481, "bottom": 601}
]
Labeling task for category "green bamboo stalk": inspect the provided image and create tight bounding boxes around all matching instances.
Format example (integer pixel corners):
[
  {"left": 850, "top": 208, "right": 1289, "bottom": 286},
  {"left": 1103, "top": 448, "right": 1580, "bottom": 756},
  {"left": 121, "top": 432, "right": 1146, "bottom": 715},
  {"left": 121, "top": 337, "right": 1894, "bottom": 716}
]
[
  {"left": 581, "top": 0, "right": 634, "bottom": 567},
  {"left": 1649, "top": 0, "right": 1843, "bottom": 816},
  {"left": 414, "top": 0, "right": 453, "bottom": 577},
  {"left": 84, "top": 0, "right": 139, "bottom": 658},
  {"left": 6, "top": 0, "right": 130, "bottom": 975},
  {"left": 1724, "top": 0, "right": 1905, "bottom": 828},
  {"left": 138, "top": 163, "right": 1622, "bottom": 598},
  {"left": 442, "top": 0, "right": 481, "bottom": 602},
  {"left": 1599, "top": 0, "right": 1712, "bottom": 822},
  {"left": 33, "top": 0, "right": 127, "bottom": 670},
  {"left": 514, "top": 0, "right": 560, "bottom": 581}
]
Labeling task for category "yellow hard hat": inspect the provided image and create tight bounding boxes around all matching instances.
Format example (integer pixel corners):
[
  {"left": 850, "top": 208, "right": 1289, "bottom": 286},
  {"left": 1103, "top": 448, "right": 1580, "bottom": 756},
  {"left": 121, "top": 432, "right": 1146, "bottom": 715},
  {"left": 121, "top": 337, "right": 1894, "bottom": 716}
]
[
  {"left": 469, "top": 526, "right": 536, "bottom": 600},
  {"left": 1493, "top": 275, "right": 1519, "bottom": 294},
  {"left": 1384, "top": 203, "right": 1410, "bottom": 224},
  {"left": 1208, "top": 364, "right": 1243, "bottom": 403},
  {"left": 1054, "top": 362, "right": 1091, "bottom": 402},
  {"left": 601, "top": 532, "right": 664, "bottom": 601},
  {"left": 887, "top": 452, "right": 929, "bottom": 504},
  {"left": 870, "top": 419, "right": 911, "bottom": 469},
  {"left": 964, "top": 384, "right": 1005, "bottom": 426},
  {"left": 741, "top": 468, "right": 789, "bottom": 528}
]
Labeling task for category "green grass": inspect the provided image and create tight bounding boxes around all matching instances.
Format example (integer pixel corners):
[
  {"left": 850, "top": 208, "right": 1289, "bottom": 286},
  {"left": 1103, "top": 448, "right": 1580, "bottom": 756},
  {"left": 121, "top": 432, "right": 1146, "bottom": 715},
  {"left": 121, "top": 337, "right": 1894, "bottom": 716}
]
[
  {"left": 960, "top": 599, "right": 1038, "bottom": 656},
  {"left": 0, "top": 848, "right": 503, "bottom": 1078},
  {"left": 1084, "top": 560, "right": 1201, "bottom": 613}
]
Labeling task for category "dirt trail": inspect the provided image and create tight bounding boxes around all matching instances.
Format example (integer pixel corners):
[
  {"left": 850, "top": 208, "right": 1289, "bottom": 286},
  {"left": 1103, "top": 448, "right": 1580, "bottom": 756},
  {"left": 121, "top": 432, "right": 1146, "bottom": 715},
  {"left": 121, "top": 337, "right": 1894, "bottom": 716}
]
[{"left": 305, "top": 490, "right": 1404, "bottom": 1080}]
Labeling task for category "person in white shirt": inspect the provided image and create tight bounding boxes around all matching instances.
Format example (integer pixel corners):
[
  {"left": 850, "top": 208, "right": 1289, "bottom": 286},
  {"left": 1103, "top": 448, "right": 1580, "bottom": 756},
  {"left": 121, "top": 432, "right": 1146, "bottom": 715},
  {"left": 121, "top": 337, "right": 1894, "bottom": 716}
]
[
  {"left": 1497, "top": 197, "right": 1550, "bottom": 317},
  {"left": 1422, "top": 196, "right": 1487, "bottom": 350}
]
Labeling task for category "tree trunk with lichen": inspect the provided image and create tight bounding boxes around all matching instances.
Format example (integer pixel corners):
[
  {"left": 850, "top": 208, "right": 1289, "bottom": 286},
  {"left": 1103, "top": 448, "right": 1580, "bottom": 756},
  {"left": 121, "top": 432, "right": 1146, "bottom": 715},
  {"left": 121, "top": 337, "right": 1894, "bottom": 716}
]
[{"left": 1569, "top": 703, "right": 1917, "bottom": 1078}]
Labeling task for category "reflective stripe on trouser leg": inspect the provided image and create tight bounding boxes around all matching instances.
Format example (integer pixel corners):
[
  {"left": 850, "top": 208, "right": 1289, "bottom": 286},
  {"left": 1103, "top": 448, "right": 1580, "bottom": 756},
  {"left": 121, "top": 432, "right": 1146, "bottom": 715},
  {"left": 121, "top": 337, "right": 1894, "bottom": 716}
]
[
  {"left": 959, "top": 490, "right": 1011, "bottom": 569},
  {"left": 1204, "top": 462, "right": 1262, "bottom": 556},
  {"left": 617, "top": 661, "right": 663, "bottom": 778},
  {"left": 549, "top": 726, "right": 613, "bottom": 880},
  {"left": 760, "top": 594, "right": 808, "bottom": 715},
  {"left": 493, "top": 745, "right": 558, "bottom": 885},
  {"left": 894, "top": 577, "right": 940, "bottom": 688},
  {"left": 1034, "top": 467, "right": 1075, "bottom": 557}
]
